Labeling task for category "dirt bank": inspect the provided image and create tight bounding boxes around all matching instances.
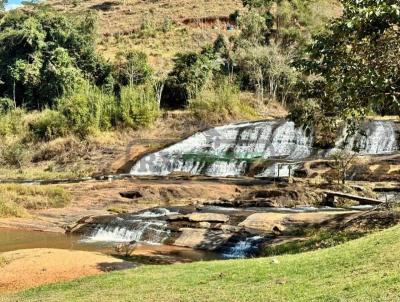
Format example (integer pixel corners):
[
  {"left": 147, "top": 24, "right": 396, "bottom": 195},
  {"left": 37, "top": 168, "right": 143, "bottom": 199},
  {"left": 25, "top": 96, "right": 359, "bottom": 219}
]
[{"left": 0, "top": 248, "right": 135, "bottom": 293}]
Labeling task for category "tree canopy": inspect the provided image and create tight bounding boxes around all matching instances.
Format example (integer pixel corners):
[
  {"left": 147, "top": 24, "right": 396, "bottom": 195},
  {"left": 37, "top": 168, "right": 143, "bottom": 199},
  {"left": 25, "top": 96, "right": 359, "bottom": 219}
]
[
  {"left": 0, "top": 8, "right": 111, "bottom": 108},
  {"left": 298, "top": 0, "right": 400, "bottom": 122}
]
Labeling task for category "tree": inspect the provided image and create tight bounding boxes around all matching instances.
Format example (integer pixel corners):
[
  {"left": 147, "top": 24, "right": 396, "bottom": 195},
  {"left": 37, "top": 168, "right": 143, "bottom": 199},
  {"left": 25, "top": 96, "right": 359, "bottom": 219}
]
[
  {"left": 298, "top": 0, "right": 400, "bottom": 122},
  {"left": 230, "top": 0, "right": 337, "bottom": 104},
  {"left": 161, "top": 47, "right": 220, "bottom": 108},
  {"left": 0, "top": 0, "right": 7, "bottom": 11},
  {"left": 116, "top": 50, "right": 153, "bottom": 86},
  {"left": 330, "top": 150, "right": 357, "bottom": 185},
  {"left": 0, "top": 8, "right": 111, "bottom": 108}
]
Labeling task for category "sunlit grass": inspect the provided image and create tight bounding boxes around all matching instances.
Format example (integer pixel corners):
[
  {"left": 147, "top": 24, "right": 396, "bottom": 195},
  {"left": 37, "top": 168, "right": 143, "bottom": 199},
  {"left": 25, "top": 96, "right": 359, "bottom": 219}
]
[
  {"left": 0, "top": 184, "right": 71, "bottom": 218},
  {"left": 5, "top": 225, "right": 400, "bottom": 301}
]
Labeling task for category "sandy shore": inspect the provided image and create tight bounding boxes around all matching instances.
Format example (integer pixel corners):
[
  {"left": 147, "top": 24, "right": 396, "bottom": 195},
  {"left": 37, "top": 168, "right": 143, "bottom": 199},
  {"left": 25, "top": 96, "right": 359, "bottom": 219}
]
[{"left": 0, "top": 248, "right": 135, "bottom": 293}]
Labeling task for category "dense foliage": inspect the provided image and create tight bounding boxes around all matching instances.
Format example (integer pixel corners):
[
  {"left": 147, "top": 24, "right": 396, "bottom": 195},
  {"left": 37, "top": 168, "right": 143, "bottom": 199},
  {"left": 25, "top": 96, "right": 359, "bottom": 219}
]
[
  {"left": 0, "top": 8, "right": 111, "bottom": 108},
  {"left": 297, "top": 0, "right": 400, "bottom": 124}
]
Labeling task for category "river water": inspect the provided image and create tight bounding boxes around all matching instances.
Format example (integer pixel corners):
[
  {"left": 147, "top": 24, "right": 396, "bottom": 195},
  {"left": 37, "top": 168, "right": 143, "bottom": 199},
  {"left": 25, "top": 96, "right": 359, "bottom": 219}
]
[{"left": 0, "top": 228, "right": 220, "bottom": 263}]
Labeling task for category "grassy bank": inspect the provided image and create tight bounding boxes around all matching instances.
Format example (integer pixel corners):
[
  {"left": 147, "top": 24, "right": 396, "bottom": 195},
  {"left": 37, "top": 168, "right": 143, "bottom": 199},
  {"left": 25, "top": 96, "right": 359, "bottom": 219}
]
[
  {"left": 5, "top": 225, "right": 400, "bottom": 301},
  {"left": 0, "top": 184, "right": 71, "bottom": 218}
]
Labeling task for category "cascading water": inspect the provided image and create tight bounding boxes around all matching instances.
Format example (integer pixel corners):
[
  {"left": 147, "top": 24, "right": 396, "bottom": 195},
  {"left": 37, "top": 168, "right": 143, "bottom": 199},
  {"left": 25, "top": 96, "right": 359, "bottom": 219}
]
[
  {"left": 131, "top": 120, "right": 314, "bottom": 177},
  {"left": 83, "top": 208, "right": 175, "bottom": 244},
  {"left": 130, "top": 119, "right": 398, "bottom": 178},
  {"left": 221, "top": 236, "right": 263, "bottom": 259},
  {"left": 326, "top": 120, "right": 398, "bottom": 155}
]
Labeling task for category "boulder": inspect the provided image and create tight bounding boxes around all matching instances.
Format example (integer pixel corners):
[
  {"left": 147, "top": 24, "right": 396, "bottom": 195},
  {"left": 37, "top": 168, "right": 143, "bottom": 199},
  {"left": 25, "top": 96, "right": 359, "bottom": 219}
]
[
  {"left": 239, "top": 213, "right": 289, "bottom": 233},
  {"left": 198, "top": 222, "right": 212, "bottom": 229},
  {"left": 174, "top": 228, "right": 232, "bottom": 250}
]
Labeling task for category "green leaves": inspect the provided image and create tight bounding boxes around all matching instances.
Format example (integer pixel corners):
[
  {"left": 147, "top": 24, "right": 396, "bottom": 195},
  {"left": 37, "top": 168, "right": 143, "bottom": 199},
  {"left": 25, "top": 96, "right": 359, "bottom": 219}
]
[
  {"left": 298, "top": 0, "right": 400, "bottom": 121},
  {"left": 0, "top": 8, "right": 109, "bottom": 109}
]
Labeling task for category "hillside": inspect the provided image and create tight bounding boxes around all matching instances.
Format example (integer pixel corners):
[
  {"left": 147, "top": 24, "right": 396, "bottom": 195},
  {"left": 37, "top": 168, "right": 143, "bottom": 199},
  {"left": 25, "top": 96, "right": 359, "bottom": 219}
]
[
  {"left": 46, "top": 0, "right": 341, "bottom": 71},
  {"left": 5, "top": 224, "right": 400, "bottom": 301},
  {"left": 47, "top": 0, "right": 245, "bottom": 71}
]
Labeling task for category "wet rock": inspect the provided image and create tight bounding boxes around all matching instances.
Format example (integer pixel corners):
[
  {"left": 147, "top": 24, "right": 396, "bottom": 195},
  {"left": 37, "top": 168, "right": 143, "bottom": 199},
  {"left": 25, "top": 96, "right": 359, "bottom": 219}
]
[{"left": 67, "top": 215, "right": 117, "bottom": 234}]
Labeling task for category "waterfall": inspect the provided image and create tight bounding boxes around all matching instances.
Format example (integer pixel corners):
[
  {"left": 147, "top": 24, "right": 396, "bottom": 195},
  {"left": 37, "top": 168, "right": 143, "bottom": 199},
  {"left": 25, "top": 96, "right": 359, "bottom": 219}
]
[
  {"left": 130, "top": 119, "right": 398, "bottom": 177},
  {"left": 221, "top": 236, "right": 263, "bottom": 259},
  {"left": 84, "top": 220, "right": 170, "bottom": 244},
  {"left": 256, "top": 163, "right": 300, "bottom": 178},
  {"left": 131, "top": 120, "right": 314, "bottom": 177},
  {"left": 83, "top": 208, "right": 175, "bottom": 244},
  {"left": 327, "top": 121, "right": 398, "bottom": 156}
]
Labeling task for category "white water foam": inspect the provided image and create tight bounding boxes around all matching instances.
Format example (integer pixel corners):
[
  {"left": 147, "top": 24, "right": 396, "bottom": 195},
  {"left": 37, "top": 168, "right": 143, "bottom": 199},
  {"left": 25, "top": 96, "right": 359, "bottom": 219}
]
[
  {"left": 83, "top": 220, "right": 170, "bottom": 244},
  {"left": 222, "top": 236, "right": 263, "bottom": 259}
]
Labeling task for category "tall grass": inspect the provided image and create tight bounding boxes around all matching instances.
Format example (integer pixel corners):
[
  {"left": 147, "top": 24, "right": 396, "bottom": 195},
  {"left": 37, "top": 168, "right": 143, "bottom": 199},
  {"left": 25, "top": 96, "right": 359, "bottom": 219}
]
[
  {"left": 189, "top": 78, "right": 257, "bottom": 123},
  {"left": 58, "top": 82, "right": 117, "bottom": 137},
  {"left": 119, "top": 84, "right": 160, "bottom": 128},
  {"left": 0, "top": 184, "right": 72, "bottom": 218}
]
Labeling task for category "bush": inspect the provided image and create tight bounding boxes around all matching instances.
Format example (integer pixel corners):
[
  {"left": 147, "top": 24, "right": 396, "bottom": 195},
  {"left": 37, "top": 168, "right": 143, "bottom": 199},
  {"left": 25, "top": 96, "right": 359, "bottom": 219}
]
[
  {"left": 119, "top": 84, "right": 159, "bottom": 128},
  {"left": 0, "top": 139, "right": 31, "bottom": 168},
  {"left": 189, "top": 78, "right": 257, "bottom": 123},
  {"left": 162, "top": 49, "right": 219, "bottom": 108},
  {"left": 0, "top": 97, "right": 14, "bottom": 112},
  {"left": 28, "top": 109, "right": 68, "bottom": 141},
  {"left": 58, "top": 82, "right": 116, "bottom": 137},
  {"left": 116, "top": 51, "right": 153, "bottom": 86},
  {"left": 0, "top": 108, "right": 27, "bottom": 137}
]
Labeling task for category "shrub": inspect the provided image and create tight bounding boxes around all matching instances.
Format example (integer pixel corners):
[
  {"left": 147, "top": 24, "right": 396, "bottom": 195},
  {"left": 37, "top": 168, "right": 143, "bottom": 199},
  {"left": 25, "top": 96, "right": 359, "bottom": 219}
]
[
  {"left": 28, "top": 109, "right": 68, "bottom": 141},
  {"left": 58, "top": 82, "right": 116, "bottom": 137},
  {"left": 0, "top": 97, "right": 14, "bottom": 112},
  {"left": 0, "top": 139, "right": 31, "bottom": 168},
  {"left": 189, "top": 78, "right": 257, "bottom": 123},
  {"left": 0, "top": 108, "right": 27, "bottom": 137},
  {"left": 162, "top": 48, "right": 219, "bottom": 108},
  {"left": 119, "top": 84, "right": 160, "bottom": 128}
]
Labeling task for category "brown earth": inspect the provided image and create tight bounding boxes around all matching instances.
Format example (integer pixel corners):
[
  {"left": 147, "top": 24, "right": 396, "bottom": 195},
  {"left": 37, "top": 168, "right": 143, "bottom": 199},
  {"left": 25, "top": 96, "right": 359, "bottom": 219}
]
[{"left": 0, "top": 249, "right": 135, "bottom": 293}]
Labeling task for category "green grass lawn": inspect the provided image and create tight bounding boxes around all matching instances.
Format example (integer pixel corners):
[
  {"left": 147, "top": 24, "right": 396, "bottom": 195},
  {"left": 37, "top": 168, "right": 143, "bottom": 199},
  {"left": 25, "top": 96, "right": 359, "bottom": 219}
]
[{"left": 4, "top": 225, "right": 400, "bottom": 302}]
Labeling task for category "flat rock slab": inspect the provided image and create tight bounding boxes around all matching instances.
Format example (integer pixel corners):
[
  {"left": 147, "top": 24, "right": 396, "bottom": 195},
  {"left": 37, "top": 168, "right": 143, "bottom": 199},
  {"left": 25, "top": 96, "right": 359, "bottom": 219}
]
[
  {"left": 174, "top": 228, "right": 232, "bottom": 250},
  {"left": 188, "top": 213, "right": 229, "bottom": 223},
  {"left": 239, "top": 213, "right": 289, "bottom": 232},
  {"left": 239, "top": 212, "right": 351, "bottom": 232}
]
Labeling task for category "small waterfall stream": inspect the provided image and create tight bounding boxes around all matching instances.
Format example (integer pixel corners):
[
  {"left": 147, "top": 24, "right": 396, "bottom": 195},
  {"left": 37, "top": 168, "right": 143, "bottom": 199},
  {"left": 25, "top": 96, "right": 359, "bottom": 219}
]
[
  {"left": 221, "top": 236, "right": 263, "bottom": 259},
  {"left": 131, "top": 119, "right": 398, "bottom": 178},
  {"left": 83, "top": 208, "right": 176, "bottom": 244}
]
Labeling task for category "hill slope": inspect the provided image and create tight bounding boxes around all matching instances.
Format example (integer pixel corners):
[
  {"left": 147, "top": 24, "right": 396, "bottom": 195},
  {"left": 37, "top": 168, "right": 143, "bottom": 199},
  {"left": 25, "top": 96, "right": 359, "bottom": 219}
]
[
  {"left": 47, "top": 0, "right": 244, "bottom": 71},
  {"left": 5, "top": 224, "right": 400, "bottom": 301}
]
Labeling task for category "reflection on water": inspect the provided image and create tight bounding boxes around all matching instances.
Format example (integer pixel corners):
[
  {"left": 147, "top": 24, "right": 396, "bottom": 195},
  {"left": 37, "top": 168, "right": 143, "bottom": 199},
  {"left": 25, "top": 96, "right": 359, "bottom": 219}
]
[{"left": 0, "top": 228, "right": 113, "bottom": 254}]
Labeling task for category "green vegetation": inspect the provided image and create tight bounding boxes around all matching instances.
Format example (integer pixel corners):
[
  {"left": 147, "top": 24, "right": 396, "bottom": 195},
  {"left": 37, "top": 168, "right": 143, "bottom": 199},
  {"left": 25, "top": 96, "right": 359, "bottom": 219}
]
[
  {"left": 5, "top": 225, "right": 400, "bottom": 301},
  {"left": 0, "top": 0, "right": 398, "bottom": 178},
  {"left": 264, "top": 228, "right": 365, "bottom": 256},
  {"left": 0, "top": 184, "right": 71, "bottom": 218},
  {"left": 294, "top": 0, "right": 400, "bottom": 128},
  {"left": 189, "top": 78, "right": 257, "bottom": 123}
]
